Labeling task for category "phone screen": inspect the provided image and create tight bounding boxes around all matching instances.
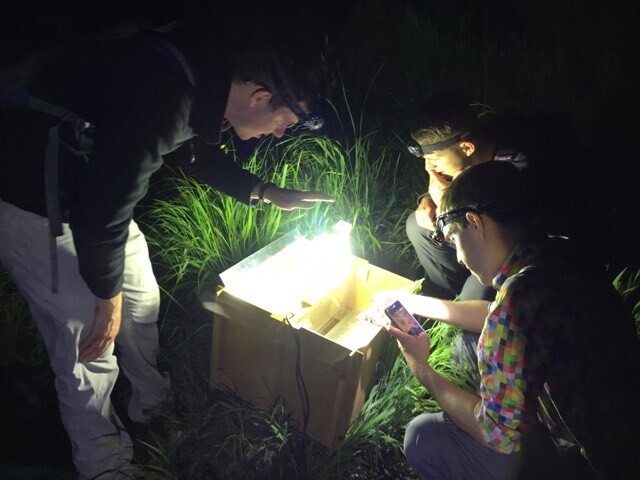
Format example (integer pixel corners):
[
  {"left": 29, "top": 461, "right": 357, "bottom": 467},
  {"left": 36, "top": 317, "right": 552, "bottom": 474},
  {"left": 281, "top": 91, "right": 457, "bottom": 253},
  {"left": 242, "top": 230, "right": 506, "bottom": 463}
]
[{"left": 384, "top": 300, "right": 424, "bottom": 336}]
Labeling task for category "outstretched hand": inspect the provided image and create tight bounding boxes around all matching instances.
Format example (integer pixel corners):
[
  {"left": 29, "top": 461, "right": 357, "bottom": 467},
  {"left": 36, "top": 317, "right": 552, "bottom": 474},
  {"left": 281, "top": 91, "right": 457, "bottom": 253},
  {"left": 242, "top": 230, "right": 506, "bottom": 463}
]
[
  {"left": 263, "top": 185, "right": 335, "bottom": 210},
  {"left": 79, "top": 293, "right": 123, "bottom": 361}
]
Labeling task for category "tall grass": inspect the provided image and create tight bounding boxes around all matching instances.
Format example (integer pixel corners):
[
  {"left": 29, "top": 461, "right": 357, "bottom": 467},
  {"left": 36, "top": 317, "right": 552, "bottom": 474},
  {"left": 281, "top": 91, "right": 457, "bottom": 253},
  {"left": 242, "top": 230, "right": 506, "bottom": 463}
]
[
  {"left": 331, "top": 0, "right": 639, "bottom": 147},
  {"left": 136, "top": 2, "right": 640, "bottom": 466},
  {"left": 138, "top": 116, "right": 487, "bottom": 476},
  {"left": 137, "top": 97, "right": 429, "bottom": 477},
  {"left": 0, "top": 269, "right": 46, "bottom": 368},
  {"left": 1, "top": 1, "right": 638, "bottom": 478},
  {"left": 143, "top": 130, "right": 417, "bottom": 301},
  {"left": 613, "top": 267, "right": 640, "bottom": 335}
]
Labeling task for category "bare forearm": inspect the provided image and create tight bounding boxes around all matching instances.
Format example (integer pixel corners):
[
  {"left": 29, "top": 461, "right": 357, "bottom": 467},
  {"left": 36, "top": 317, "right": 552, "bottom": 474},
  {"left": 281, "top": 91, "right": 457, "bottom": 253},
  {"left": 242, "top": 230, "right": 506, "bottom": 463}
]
[
  {"left": 389, "top": 327, "right": 492, "bottom": 449},
  {"left": 399, "top": 293, "right": 489, "bottom": 333},
  {"left": 439, "top": 300, "right": 490, "bottom": 332},
  {"left": 412, "top": 361, "right": 488, "bottom": 446}
]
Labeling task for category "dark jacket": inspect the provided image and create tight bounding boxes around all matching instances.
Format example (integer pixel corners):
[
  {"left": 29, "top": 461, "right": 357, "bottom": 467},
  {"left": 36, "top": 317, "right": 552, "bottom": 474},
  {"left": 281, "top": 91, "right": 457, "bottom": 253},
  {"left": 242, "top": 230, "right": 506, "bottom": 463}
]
[{"left": 0, "top": 29, "right": 261, "bottom": 299}]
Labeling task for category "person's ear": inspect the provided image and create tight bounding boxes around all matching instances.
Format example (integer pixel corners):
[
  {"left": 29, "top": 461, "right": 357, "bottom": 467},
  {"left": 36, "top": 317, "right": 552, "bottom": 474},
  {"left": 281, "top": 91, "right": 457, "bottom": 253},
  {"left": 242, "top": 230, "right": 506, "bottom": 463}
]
[
  {"left": 465, "top": 211, "right": 484, "bottom": 234},
  {"left": 459, "top": 141, "right": 476, "bottom": 157},
  {"left": 249, "top": 88, "right": 272, "bottom": 107}
]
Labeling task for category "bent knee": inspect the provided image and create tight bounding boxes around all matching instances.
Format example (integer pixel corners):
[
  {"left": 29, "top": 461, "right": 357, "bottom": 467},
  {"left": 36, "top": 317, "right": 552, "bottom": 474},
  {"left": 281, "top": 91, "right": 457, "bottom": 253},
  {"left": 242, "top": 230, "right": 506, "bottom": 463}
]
[
  {"left": 406, "top": 211, "right": 427, "bottom": 244},
  {"left": 404, "top": 412, "right": 448, "bottom": 465}
]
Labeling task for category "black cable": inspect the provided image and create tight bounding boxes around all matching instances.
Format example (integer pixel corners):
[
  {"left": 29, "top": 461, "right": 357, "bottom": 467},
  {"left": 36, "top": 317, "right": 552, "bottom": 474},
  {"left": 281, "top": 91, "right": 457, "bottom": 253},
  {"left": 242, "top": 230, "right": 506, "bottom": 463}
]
[{"left": 284, "top": 313, "right": 310, "bottom": 480}]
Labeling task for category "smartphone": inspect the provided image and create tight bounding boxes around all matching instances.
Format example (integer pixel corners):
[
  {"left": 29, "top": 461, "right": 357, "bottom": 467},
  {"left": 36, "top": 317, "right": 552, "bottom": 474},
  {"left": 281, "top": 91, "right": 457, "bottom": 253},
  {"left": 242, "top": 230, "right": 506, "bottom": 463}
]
[{"left": 384, "top": 300, "right": 425, "bottom": 336}]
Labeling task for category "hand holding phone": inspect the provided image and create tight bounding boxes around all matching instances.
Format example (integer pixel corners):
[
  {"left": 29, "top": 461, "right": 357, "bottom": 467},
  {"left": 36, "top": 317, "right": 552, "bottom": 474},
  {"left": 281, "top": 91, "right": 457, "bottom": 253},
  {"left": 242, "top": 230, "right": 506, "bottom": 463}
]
[{"left": 384, "top": 300, "right": 425, "bottom": 336}]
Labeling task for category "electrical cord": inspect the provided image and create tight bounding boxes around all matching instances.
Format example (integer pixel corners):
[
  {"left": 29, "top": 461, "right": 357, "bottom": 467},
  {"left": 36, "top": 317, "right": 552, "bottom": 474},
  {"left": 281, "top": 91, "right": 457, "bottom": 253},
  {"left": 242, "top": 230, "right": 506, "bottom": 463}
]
[{"left": 284, "top": 312, "right": 310, "bottom": 480}]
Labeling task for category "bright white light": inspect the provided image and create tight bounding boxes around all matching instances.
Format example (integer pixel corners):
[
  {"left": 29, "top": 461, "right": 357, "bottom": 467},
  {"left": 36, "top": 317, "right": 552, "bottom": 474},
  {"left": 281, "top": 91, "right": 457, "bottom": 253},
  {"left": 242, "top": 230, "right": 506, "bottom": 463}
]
[{"left": 220, "top": 222, "right": 354, "bottom": 320}]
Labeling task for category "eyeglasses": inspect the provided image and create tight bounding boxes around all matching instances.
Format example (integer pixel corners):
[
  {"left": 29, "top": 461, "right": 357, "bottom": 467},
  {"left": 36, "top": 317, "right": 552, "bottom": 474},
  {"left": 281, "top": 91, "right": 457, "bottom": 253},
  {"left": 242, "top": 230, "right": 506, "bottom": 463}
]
[
  {"left": 407, "top": 130, "right": 471, "bottom": 157},
  {"left": 264, "top": 49, "right": 324, "bottom": 131}
]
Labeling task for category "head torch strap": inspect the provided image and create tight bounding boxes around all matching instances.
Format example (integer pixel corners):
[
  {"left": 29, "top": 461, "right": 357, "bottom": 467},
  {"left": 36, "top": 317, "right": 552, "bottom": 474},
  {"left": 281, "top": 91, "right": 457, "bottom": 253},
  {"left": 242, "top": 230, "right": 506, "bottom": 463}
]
[
  {"left": 264, "top": 49, "right": 324, "bottom": 130},
  {"left": 436, "top": 201, "right": 518, "bottom": 231},
  {"left": 436, "top": 204, "right": 483, "bottom": 232},
  {"left": 410, "top": 130, "right": 472, "bottom": 156}
]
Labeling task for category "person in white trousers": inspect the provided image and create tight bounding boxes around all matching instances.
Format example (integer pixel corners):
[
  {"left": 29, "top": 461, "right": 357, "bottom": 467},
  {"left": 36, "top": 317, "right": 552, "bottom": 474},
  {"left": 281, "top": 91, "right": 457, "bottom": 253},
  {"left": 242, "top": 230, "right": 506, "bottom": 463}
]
[
  {"left": 0, "top": 8, "right": 332, "bottom": 477},
  {"left": 0, "top": 202, "right": 169, "bottom": 478}
]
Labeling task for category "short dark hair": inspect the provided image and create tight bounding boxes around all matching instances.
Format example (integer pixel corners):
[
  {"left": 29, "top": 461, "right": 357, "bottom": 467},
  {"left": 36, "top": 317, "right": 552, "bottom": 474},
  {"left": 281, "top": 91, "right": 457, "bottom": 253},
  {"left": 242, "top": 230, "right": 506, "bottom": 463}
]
[
  {"left": 409, "top": 91, "right": 478, "bottom": 147},
  {"left": 440, "top": 161, "right": 531, "bottom": 230},
  {"left": 232, "top": 41, "right": 325, "bottom": 113}
]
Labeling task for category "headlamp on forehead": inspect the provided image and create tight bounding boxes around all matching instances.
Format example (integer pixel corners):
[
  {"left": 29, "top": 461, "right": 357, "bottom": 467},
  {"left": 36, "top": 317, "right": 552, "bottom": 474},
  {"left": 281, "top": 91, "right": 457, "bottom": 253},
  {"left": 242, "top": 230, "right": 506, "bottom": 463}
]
[
  {"left": 299, "top": 112, "right": 324, "bottom": 130},
  {"left": 264, "top": 49, "right": 324, "bottom": 131},
  {"left": 407, "top": 130, "right": 471, "bottom": 157}
]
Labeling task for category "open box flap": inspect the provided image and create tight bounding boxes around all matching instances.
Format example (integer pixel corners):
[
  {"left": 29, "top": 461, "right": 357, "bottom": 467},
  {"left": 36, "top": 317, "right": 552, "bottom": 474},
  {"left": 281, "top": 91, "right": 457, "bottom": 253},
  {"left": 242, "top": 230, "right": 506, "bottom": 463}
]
[{"left": 288, "top": 263, "right": 424, "bottom": 351}]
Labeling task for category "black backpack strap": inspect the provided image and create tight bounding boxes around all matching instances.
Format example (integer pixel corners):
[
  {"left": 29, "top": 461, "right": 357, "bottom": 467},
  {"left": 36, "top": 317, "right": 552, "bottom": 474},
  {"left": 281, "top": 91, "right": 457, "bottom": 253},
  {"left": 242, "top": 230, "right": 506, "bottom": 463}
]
[
  {"left": 2, "top": 86, "right": 94, "bottom": 293},
  {"left": 141, "top": 33, "right": 196, "bottom": 87},
  {"left": 3, "top": 86, "right": 93, "bottom": 237}
]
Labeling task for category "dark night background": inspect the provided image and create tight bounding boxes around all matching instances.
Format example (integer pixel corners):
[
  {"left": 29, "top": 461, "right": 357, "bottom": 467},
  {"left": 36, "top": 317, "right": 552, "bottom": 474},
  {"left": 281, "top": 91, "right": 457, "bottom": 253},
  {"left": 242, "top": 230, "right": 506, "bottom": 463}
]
[{"left": 1, "top": 0, "right": 639, "bottom": 478}]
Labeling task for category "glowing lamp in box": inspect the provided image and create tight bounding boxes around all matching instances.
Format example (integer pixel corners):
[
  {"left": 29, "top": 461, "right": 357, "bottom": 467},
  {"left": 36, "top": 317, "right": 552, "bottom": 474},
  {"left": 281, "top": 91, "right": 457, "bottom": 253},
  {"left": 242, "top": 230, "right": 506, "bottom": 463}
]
[{"left": 210, "top": 222, "right": 415, "bottom": 448}]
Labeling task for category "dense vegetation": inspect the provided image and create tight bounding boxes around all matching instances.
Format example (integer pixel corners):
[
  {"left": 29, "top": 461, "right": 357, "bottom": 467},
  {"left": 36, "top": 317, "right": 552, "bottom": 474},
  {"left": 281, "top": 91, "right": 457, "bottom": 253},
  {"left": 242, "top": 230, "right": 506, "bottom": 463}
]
[{"left": 1, "top": 1, "right": 639, "bottom": 479}]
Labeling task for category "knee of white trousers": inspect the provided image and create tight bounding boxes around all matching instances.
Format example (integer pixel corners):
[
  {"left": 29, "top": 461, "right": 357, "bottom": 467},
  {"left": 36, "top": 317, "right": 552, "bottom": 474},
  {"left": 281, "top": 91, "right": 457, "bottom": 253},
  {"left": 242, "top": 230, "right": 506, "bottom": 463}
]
[{"left": 54, "top": 344, "right": 119, "bottom": 403}]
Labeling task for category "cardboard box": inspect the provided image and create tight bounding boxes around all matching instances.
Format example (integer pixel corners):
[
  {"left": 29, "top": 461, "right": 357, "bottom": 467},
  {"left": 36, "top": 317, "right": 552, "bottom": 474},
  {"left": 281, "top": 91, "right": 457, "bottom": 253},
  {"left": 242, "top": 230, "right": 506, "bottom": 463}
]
[{"left": 210, "top": 226, "right": 415, "bottom": 448}]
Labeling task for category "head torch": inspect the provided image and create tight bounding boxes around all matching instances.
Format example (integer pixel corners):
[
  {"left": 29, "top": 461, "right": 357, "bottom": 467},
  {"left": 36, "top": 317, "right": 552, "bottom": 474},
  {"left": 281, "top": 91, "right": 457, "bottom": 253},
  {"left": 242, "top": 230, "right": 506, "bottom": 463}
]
[
  {"left": 407, "top": 130, "right": 471, "bottom": 157},
  {"left": 264, "top": 49, "right": 324, "bottom": 131}
]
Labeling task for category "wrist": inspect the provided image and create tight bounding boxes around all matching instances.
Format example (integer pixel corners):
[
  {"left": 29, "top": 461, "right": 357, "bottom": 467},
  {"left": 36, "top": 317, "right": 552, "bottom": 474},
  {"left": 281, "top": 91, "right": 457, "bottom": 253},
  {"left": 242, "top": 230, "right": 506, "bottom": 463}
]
[
  {"left": 413, "top": 360, "right": 437, "bottom": 386},
  {"left": 95, "top": 293, "right": 123, "bottom": 313},
  {"left": 258, "top": 182, "right": 275, "bottom": 203}
]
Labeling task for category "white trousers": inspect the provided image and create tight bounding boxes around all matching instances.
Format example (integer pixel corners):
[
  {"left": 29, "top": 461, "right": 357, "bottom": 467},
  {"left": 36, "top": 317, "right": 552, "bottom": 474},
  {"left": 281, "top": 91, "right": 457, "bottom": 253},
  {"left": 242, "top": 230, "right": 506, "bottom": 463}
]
[{"left": 0, "top": 200, "right": 170, "bottom": 479}]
